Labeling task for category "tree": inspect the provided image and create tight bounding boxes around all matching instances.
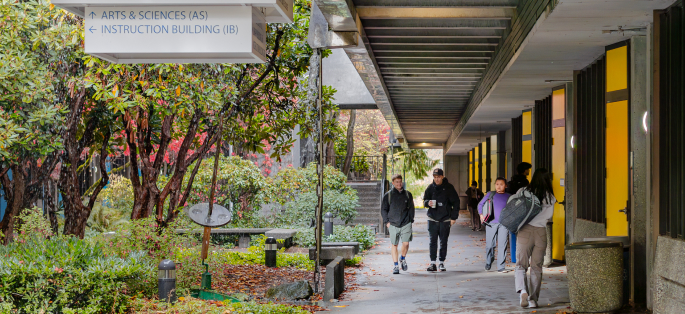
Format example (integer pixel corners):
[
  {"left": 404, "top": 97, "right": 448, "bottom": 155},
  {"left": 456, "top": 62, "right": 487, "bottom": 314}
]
[
  {"left": 342, "top": 109, "right": 356, "bottom": 175},
  {"left": 0, "top": 1, "right": 81, "bottom": 243},
  {"left": 86, "top": 0, "right": 320, "bottom": 225}
]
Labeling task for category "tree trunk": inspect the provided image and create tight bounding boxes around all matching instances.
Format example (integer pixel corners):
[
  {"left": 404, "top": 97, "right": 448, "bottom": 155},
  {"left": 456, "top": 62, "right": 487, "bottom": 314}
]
[
  {"left": 0, "top": 166, "right": 25, "bottom": 244},
  {"left": 46, "top": 180, "right": 59, "bottom": 235},
  {"left": 342, "top": 109, "right": 356, "bottom": 176}
]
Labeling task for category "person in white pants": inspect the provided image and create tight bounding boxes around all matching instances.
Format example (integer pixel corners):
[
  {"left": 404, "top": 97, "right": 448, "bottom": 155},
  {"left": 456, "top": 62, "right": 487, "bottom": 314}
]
[{"left": 514, "top": 168, "right": 556, "bottom": 309}]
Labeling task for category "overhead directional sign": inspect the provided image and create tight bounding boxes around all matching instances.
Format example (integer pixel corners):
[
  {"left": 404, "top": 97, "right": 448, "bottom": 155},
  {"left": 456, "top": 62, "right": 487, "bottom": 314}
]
[
  {"left": 52, "top": 0, "right": 293, "bottom": 23},
  {"left": 84, "top": 6, "right": 267, "bottom": 63}
]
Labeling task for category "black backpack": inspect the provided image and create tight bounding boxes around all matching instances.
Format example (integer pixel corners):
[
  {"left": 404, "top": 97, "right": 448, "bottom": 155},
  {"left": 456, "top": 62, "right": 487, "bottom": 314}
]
[{"left": 499, "top": 189, "right": 542, "bottom": 233}]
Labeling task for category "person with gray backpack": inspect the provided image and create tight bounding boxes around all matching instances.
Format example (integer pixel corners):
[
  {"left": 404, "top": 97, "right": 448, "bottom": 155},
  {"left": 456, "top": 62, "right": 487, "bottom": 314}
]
[
  {"left": 478, "top": 177, "right": 511, "bottom": 273},
  {"left": 381, "top": 174, "right": 415, "bottom": 275},
  {"left": 503, "top": 168, "right": 556, "bottom": 309}
]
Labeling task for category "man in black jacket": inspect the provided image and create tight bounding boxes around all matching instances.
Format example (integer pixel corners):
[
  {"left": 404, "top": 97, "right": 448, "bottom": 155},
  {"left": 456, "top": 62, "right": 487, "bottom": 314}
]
[
  {"left": 423, "top": 168, "right": 460, "bottom": 272},
  {"left": 381, "top": 174, "right": 415, "bottom": 274}
]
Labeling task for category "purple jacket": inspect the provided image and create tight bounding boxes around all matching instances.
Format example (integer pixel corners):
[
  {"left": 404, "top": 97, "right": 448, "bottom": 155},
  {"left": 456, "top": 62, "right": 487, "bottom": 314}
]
[{"left": 477, "top": 192, "right": 511, "bottom": 224}]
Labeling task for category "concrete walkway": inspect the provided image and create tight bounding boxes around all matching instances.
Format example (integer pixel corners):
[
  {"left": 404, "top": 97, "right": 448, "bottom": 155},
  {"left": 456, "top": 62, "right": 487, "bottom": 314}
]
[{"left": 330, "top": 209, "right": 571, "bottom": 314}]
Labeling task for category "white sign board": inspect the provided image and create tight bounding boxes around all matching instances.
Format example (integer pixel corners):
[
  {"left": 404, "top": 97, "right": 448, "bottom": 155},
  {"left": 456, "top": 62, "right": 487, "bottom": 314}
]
[
  {"left": 52, "top": 0, "right": 293, "bottom": 23},
  {"left": 85, "top": 6, "right": 267, "bottom": 63}
]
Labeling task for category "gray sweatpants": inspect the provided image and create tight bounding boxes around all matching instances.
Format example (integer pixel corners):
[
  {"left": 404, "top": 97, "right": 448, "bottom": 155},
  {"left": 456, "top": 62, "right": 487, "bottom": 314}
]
[
  {"left": 515, "top": 224, "right": 547, "bottom": 302},
  {"left": 485, "top": 223, "right": 509, "bottom": 270}
]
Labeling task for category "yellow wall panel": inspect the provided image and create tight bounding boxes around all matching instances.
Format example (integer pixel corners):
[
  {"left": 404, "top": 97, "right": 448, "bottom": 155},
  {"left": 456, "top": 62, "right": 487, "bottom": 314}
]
[
  {"left": 551, "top": 87, "right": 566, "bottom": 260},
  {"left": 482, "top": 141, "right": 488, "bottom": 191},
  {"left": 468, "top": 151, "right": 472, "bottom": 185},
  {"left": 606, "top": 46, "right": 628, "bottom": 92},
  {"left": 522, "top": 140, "right": 532, "bottom": 182},
  {"left": 522, "top": 111, "right": 532, "bottom": 135},
  {"left": 474, "top": 146, "right": 480, "bottom": 187},
  {"left": 606, "top": 100, "right": 629, "bottom": 236}
]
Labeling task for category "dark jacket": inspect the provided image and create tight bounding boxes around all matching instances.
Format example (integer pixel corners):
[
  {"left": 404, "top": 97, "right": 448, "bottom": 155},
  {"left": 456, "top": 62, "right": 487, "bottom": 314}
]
[
  {"left": 423, "top": 181, "right": 460, "bottom": 222},
  {"left": 466, "top": 187, "right": 484, "bottom": 208},
  {"left": 507, "top": 174, "right": 529, "bottom": 195},
  {"left": 381, "top": 188, "right": 415, "bottom": 227}
]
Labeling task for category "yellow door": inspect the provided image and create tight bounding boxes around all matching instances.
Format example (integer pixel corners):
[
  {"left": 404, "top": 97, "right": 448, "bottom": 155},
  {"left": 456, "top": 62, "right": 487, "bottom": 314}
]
[
  {"left": 606, "top": 100, "right": 629, "bottom": 236},
  {"left": 474, "top": 146, "right": 480, "bottom": 188},
  {"left": 522, "top": 110, "right": 532, "bottom": 182},
  {"left": 468, "top": 151, "right": 472, "bottom": 186},
  {"left": 482, "top": 141, "right": 488, "bottom": 191},
  {"left": 551, "top": 88, "right": 566, "bottom": 260},
  {"left": 605, "top": 44, "right": 629, "bottom": 237}
]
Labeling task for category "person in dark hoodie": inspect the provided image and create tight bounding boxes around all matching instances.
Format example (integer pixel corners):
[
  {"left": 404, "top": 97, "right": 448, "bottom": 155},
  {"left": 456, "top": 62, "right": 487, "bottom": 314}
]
[
  {"left": 507, "top": 162, "right": 532, "bottom": 194},
  {"left": 423, "top": 168, "right": 460, "bottom": 272}
]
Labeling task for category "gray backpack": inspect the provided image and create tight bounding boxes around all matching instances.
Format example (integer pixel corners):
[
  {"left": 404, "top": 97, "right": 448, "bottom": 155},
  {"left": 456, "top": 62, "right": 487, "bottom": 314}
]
[
  {"left": 499, "top": 189, "right": 541, "bottom": 233},
  {"left": 481, "top": 192, "right": 496, "bottom": 223}
]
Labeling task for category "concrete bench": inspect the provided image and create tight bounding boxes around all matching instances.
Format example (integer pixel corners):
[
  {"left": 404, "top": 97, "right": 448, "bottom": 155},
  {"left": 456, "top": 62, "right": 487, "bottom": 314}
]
[
  {"left": 309, "top": 246, "right": 356, "bottom": 264},
  {"left": 265, "top": 228, "right": 298, "bottom": 249},
  {"left": 176, "top": 228, "right": 272, "bottom": 248},
  {"left": 322, "top": 242, "right": 360, "bottom": 255},
  {"left": 324, "top": 256, "right": 345, "bottom": 301}
]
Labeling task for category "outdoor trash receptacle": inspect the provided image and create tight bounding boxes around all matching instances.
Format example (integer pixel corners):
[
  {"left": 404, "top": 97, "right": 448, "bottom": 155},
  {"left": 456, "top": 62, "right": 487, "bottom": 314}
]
[
  {"left": 584, "top": 236, "right": 630, "bottom": 306},
  {"left": 565, "top": 241, "right": 623, "bottom": 313}
]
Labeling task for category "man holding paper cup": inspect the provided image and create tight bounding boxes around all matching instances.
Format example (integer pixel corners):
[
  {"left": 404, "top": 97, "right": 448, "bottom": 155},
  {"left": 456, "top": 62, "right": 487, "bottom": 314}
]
[{"left": 423, "top": 169, "right": 460, "bottom": 272}]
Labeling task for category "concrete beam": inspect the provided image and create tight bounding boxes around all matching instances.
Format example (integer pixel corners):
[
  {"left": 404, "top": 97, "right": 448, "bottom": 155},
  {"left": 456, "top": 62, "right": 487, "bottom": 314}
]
[
  {"left": 357, "top": 7, "right": 515, "bottom": 19},
  {"left": 409, "top": 143, "right": 443, "bottom": 149}
]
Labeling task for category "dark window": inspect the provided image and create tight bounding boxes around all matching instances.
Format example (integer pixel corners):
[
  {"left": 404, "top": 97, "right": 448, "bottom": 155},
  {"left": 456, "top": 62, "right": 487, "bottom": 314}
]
[
  {"left": 535, "top": 95, "right": 552, "bottom": 171},
  {"left": 511, "top": 115, "right": 523, "bottom": 174},
  {"left": 574, "top": 56, "right": 606, "bottom": 223},
  {"left": 658, "top": 1, "right": 685, "bottom": 239}
]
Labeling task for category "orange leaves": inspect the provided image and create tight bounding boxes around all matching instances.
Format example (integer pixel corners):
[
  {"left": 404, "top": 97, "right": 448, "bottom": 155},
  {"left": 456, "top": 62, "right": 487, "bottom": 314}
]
[
  {"left": 112, "top": 85, "right": 119, "bottom": 97},
  {"left": 176, "top": 86, "right": 181, "bottom": 96}
]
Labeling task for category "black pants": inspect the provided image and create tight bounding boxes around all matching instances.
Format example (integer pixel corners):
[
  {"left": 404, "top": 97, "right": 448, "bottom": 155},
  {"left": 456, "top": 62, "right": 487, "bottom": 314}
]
[
  {"left": 468, "top": 205, "right": 482, "bottom": 230},
  {"left": 428, "top": 220, "right": 451, "bottom": 262}
]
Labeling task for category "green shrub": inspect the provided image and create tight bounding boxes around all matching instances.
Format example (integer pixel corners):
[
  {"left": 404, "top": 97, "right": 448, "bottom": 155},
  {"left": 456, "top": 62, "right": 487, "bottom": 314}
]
[
  {"left": 271, "top": 163, "right": 359, "bottom": 226},
  {"left": 346, "top": 255, "right": 364, "bottom": 267},
  {"left": 132, "top": 298, "right": 310, "bottom": 314},
  {"left": 14, "top": 206, "right": 53, "bottom": 243},
  {"left": 88, "top": 175, "right": 134, "bottom": 232},
  {"left": 0, "top": 236, "right": 153, "bottom": 314},
  {"left": 295, "top": 225, "right": 375, "bottom": 251}
]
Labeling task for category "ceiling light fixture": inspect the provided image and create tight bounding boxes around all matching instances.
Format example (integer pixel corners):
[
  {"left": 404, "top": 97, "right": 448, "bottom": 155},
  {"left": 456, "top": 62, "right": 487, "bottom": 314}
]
[
  {"left": 545, "top": 80, "right": 572, "bottom": 84},
  {"left": 602, "top": 26, "right": 647, "bottom": 35}
]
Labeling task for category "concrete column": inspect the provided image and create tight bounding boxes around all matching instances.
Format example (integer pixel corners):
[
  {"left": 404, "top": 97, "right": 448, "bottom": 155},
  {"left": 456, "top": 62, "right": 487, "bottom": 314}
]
[
  {"left": 505, "top": 128, "right": 513, "bottom": 180},
  {"left": 565, "top": 81, "right": 575, "bottom": 246},
  {"left": 630, "top": 35, "right": 649, "bottom": 305}
]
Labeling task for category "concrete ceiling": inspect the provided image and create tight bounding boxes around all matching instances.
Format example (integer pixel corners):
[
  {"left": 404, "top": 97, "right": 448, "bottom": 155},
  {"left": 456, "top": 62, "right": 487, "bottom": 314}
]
[
  {"left": 352, "top": 0, "right": 518, "bottom": 145},
  {"left": 446, "top": 0, "right": 676, "bottom": 155}
]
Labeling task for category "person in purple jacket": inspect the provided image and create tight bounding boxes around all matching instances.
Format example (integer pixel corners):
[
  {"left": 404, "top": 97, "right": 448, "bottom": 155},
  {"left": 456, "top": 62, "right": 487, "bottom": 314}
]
[{"left": 478, "top": 177, "right": 512, "bottom": 273}]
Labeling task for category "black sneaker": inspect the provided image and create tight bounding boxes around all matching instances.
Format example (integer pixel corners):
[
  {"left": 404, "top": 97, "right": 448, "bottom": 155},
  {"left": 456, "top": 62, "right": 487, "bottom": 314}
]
[
  {"left": 438, "top": 263, "right": 446, "bottom": 272},
  {"left": 427, "top": 264, "right": 437, "bottom": 272},
  {"left": 485, "top": 264, "right": 492, "bottom": 271},
  {"left": 393, "top": 266, "right": 400, "bottom": 274},
  {"left": 401, "top": 259, "right": 408, "bottom": 271}
]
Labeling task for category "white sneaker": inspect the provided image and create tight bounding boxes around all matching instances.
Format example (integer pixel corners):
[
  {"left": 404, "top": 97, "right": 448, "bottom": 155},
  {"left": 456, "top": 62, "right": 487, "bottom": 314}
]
[
  {"left": 520, "top": 292, "right": 529, "bottom": 308},
  {"left": 528, "top": 300, "right": 538, "bottom": 308}
]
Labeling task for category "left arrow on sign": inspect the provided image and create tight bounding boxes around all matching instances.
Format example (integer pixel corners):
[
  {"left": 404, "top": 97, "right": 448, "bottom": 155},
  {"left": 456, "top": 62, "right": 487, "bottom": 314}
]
[
  {"left": 89, "top": 12, "right": 96, "bottom": 19},
  {"left": 89, "top": 26, "right": 96, "bottom": 33}
]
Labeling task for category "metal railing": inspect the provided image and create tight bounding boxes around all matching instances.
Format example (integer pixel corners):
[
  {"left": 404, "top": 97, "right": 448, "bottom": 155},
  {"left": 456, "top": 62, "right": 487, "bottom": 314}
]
[{"left": 328, "top": 155, "right": 386, "bottom": 182}]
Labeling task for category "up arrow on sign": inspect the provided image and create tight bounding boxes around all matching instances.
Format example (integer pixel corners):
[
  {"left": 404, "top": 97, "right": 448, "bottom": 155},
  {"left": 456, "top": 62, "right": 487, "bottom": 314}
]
[{"left": 89, "top": 11, "right": 96, "bottom": 19}]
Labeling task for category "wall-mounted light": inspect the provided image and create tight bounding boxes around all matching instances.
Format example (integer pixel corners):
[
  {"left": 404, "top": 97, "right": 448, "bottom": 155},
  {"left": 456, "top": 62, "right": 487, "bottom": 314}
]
[
  {"left": 642, "top": 111, "right": 649, "bottom": 133},
  {"left": 570, "top": 136, "right": 575, "bottom": 149}
]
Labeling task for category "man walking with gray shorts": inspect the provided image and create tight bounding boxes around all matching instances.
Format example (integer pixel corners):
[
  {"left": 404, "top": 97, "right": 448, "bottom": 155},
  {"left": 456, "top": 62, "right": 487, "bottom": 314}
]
[{"left": 381, "top": 174, "right": 415, "bottom": 274}]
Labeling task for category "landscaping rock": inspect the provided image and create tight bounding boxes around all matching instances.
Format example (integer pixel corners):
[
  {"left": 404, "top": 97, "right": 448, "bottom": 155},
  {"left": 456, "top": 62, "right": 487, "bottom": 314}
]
[
  {"left": 265, "top": 280, "right": 313, "bottom": 300},
  {"left": 231, "top": 293, "right": 250, "bottom": 301}
]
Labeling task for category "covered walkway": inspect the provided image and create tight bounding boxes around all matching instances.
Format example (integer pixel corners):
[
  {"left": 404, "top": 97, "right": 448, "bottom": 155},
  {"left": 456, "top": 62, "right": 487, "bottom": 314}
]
[
  {"left": 330, "top": 210, "right": 570, "bottom": 314},
  {"left": 315, "top": 0, "right": 685, "bottom": 311}
]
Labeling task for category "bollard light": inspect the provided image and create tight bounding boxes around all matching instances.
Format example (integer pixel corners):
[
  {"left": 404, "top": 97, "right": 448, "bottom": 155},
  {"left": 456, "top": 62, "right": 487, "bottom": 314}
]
[
  {"left": 265, "top": 237, "right": 278, "bottom": 267},
  {"left": 158, "top": 259, "right": 177, "bottom": 303},
  {"left": 324, "top": 212, "right": 333, "bottom": 238}
]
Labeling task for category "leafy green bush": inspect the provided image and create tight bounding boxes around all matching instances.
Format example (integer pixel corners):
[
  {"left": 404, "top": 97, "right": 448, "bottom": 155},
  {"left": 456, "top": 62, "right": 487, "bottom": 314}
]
[
  {"left": 88, "top": 175, "right": 134, "bottom": 232},
  {"left": 132, "top": 298, "right": 310, "bottom": 314},
  {"left": 0, "top": 236, "right": 153, "bottom": 314},
  {"left": 295, "top": 225, "right": 375, "bottom": 251},
  {"left": 14, "top": 206, "right": 53, "bottom": 243},
  {"left": 271, "top": 163, "right": 359, "bottom": 226},
  {"left": 185, "top": 155, "right": 271, "bottom": 226}
]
